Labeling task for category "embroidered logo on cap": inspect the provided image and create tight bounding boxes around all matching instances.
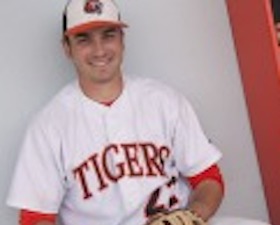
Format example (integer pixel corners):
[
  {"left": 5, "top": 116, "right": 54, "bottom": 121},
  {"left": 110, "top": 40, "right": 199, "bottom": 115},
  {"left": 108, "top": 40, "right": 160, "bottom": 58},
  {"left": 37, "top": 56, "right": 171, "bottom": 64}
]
[{"left": 84, "top": 0, "right": 103, "bottom": 14}]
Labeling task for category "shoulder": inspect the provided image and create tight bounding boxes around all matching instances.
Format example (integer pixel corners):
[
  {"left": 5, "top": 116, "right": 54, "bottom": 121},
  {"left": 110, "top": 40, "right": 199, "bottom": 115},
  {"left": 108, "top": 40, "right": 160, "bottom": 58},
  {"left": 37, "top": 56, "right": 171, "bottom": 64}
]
[
  {"left": 125, "top": 75, "right": 191, "bottom": 108},
  {"left": 29, "top": 80, "right": 79, "bottom": 131},
  {"left": 126, "top": 75, "right": 182, "bottom": 100}
]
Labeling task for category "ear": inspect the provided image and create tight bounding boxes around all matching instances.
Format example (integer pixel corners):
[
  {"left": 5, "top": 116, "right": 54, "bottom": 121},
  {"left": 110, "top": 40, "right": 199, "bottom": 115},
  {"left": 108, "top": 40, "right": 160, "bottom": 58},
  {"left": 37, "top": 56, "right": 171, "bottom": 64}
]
[{"left": 61, "top": 38, "right": 72, "bottom": 58}]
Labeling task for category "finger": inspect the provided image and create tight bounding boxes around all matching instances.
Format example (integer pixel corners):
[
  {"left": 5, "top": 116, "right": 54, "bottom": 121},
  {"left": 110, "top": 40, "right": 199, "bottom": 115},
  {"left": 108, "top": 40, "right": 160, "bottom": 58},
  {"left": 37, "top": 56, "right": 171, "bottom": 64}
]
[{"left": 167, "top": 210, "right": 193, "bottom": 225}]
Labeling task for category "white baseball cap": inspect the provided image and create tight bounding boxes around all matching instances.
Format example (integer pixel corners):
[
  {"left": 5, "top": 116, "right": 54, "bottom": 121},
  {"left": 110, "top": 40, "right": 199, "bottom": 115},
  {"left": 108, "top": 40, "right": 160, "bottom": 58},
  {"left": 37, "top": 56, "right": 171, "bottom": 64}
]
[{"left": 64, "top": 0, "right": 127, "bottom": 36}]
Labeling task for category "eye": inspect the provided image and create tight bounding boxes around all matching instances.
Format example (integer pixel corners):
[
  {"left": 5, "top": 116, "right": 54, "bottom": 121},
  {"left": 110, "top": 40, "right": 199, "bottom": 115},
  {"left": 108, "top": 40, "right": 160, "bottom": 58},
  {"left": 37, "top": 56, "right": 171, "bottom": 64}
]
[
  {"left": 103, "top": 28, "right": 120, "bottom": 39},
  {"left": 73, "top": 34, "right": 90, "bottom": 44}
]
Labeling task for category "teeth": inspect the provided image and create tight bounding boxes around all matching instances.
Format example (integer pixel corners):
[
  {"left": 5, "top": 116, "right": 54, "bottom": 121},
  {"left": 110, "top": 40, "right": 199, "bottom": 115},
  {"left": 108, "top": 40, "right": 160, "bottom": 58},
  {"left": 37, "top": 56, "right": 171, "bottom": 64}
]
[
  {"left": 89, "top": 59, "right": 108, "bottom": 67},
  {"left": 93, "top": 61, "right": 107, "bottom": 66}
]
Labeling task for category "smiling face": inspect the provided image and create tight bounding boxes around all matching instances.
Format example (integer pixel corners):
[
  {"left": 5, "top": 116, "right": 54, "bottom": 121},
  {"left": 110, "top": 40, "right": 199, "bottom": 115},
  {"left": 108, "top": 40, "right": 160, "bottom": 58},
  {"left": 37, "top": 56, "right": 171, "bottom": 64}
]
[{"left": 63, "top": 26, "right": 124, "bottom": 87}]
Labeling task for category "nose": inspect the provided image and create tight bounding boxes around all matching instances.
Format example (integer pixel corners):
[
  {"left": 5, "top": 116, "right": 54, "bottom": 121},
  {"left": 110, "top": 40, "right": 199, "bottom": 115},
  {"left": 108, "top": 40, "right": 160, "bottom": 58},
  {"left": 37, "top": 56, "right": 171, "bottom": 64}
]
[{"left": 91, "top": 37, "right": 106, "bottom": 57}]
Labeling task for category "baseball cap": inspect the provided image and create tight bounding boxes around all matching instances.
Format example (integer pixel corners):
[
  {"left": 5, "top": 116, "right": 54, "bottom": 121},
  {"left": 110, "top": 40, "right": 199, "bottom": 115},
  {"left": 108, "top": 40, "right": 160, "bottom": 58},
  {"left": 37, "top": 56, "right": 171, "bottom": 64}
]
[{"left": 64, "top": 0, "right": 127, "bottom": 36}]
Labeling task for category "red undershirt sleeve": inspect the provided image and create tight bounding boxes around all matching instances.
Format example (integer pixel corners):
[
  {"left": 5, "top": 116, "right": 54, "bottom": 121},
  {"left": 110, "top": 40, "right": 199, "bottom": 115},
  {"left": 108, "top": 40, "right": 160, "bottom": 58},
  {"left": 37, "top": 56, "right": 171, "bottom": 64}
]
[
  {"left": 186, "top": 164, "right": 225, "bottom": 193},
  {"left": 20, "top": 209, "right": 57, "bottom": 225}
]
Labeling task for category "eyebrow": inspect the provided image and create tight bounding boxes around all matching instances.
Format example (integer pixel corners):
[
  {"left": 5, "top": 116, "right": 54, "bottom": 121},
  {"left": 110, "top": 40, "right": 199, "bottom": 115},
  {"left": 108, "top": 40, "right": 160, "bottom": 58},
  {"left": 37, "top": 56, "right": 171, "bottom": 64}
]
[
  {"left": 73, "top": 32, "right": 89, "bottom": 39},
  {"left": 72, "top": 27, "right": 121, "bottom": 40},
  {"left": 104, "top": 27, "right": 119, "bottom": 32},
  {"left": 102, "top": 27, "right": 122, "bottom": 35}
]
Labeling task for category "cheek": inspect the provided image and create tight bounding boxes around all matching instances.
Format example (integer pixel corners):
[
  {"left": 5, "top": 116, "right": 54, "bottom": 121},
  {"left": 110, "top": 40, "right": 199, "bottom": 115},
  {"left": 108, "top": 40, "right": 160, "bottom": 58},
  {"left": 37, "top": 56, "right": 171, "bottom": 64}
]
[
  {"left": 113, "top": 43, "right": 124, "bottom": 59},
  {"left": 71, "top": 48, "right": 90, "bottom": 64},
  {"left": 69, "top": 52, "right": 89, "bottom": 73}
]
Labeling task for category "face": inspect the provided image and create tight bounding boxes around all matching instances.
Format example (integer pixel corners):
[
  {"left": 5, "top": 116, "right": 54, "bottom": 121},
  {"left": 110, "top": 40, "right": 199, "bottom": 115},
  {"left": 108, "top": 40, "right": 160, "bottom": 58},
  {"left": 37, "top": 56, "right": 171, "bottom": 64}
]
[{"left": 63, "top": 26, "right": 124, "bottom": 85}]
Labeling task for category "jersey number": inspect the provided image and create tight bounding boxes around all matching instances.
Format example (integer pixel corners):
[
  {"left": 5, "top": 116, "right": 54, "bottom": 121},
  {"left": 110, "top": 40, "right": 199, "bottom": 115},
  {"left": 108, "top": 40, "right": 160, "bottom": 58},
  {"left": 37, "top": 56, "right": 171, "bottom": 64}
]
[{"left": 145, "top": 177, "right": 179, "bottom": 217}]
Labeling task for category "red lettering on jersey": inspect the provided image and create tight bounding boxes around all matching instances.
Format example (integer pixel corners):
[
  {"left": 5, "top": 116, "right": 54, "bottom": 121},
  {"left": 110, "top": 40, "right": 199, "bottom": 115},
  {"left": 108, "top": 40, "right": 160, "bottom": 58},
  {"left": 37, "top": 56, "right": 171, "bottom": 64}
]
[
  {"left": 102, "top": 144, "right": 125, "bottom": 182},
  {"left": 122, "top": 143, "right": 144, "bottom": 177},
  {"left": 140, "top": 143, "right": 167, "bottom": 176},
  {"left": 73, "top": 143, "right": 171, "bottom": 200},
  {"left": 73, "top": 161, "right": 93, "bottom": 199},
  {"left": 159, "top": 146, "right": 170, "bottom": 166},
  {"left": 88, "top": 153, "right": 109, "bottom": 191}
]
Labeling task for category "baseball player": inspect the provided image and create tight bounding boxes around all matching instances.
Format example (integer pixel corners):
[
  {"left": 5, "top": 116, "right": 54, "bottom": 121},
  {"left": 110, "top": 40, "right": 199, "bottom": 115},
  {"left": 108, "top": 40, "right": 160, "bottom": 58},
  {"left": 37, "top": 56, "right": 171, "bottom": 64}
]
[{"left": 7, "top": 0, "right": 224, "bottom": 225}]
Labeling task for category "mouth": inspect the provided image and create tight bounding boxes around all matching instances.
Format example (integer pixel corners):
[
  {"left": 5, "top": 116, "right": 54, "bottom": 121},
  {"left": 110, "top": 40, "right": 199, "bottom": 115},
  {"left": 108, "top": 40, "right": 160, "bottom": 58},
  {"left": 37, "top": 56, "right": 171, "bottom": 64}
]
[
  {"left": 89, "top": 56, "right": 112, "bottom": 68},
  {"left": 91, "top": 61, "right": 108, "bottom": 67}
]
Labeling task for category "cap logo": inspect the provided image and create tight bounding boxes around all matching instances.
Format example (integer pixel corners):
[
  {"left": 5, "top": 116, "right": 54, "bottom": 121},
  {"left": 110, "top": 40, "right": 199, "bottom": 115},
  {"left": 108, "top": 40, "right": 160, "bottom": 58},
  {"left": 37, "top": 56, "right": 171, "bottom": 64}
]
[{"left": 84, "top": 0, "right": 103, "bottom": 14}]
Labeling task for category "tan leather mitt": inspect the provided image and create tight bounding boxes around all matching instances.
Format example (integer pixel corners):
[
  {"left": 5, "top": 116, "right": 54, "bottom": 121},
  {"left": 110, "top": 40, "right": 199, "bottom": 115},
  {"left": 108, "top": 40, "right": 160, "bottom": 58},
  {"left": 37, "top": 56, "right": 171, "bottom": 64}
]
[{"left": 146, "top": 210, "right": 207, "bottom": 225}]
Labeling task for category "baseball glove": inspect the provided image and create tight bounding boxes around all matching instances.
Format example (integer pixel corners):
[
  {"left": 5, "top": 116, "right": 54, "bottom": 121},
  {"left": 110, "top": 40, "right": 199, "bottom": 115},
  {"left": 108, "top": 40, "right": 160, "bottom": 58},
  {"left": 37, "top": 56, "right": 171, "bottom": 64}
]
[{"left": 145, "top": 210, "right": 207, "bottom": 225}]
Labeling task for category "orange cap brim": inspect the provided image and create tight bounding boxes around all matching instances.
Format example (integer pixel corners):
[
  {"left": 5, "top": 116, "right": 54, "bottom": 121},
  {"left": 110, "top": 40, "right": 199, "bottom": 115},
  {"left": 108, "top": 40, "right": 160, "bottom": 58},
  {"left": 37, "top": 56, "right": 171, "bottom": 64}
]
[{"left": 65, "top": 21, "right": 128, "bottom": 36}]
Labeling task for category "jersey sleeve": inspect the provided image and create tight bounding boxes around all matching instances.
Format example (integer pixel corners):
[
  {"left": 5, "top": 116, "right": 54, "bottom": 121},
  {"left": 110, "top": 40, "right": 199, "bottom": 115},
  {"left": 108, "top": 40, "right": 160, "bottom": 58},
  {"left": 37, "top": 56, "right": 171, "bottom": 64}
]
[
  {"left": 7, "top": 117, "right": 65, "bottom": 213},
  {"left": 172, "top": 98, "right": 222, "bottom": 177}
]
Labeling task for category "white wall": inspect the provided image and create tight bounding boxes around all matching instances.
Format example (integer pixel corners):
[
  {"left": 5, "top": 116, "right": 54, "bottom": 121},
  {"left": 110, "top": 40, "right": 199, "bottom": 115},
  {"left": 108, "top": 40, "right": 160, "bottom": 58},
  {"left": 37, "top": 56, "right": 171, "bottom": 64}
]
[{"left": 0, "top": 0, "right": 269, "bottom": 224}]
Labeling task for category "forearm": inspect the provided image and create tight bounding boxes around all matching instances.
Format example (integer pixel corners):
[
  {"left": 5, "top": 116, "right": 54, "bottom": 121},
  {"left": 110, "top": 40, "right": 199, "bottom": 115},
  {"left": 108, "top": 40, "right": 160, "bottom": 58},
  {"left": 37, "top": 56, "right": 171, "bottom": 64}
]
[{"left": 187, "top": 179, "right": 224, "bottom": 221}]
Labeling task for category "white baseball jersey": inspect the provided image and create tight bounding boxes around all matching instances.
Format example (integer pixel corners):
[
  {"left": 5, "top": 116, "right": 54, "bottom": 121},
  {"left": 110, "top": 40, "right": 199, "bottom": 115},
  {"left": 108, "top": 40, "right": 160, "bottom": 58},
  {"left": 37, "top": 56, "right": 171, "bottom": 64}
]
[{"left": 7, "top": 75, "right": 221, "bottom": 225}]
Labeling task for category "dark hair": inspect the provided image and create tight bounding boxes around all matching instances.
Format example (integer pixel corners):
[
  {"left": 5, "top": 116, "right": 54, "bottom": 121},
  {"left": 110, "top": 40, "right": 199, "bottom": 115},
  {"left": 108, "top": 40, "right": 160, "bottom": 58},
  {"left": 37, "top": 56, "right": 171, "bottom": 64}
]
[
  {"left": 63, "top": 11, "right": 67, "bottom": 34},
  {"left": 62, "top": 11, "right": 70, "bottom": 43}
]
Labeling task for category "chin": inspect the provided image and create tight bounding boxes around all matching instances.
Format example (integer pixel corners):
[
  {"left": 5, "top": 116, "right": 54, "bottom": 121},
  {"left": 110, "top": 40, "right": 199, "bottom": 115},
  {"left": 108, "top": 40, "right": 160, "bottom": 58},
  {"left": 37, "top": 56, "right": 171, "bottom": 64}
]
[{"left": 90, "top": 74, "right": 117, "bottom": 84}]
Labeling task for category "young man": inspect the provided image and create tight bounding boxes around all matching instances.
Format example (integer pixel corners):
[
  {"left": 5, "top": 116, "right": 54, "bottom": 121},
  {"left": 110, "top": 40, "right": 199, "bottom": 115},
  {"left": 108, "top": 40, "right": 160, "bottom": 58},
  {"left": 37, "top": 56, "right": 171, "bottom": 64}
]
[{"left": 7, "top": 0, "right": 224, "bottom": 224}]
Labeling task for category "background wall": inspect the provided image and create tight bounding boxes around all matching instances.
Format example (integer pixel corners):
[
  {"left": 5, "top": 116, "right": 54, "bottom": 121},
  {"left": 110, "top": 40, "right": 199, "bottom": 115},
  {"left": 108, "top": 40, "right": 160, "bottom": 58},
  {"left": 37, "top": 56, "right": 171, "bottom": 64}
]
[{"left": 0, "top": 0, "right": 269, "bottom": 224}]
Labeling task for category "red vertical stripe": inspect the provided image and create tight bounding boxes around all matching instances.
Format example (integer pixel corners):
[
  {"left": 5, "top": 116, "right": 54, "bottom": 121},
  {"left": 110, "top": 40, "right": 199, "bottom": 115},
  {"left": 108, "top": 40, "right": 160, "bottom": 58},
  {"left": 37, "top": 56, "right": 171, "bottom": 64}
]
[{"left": 226, "top": 0, "right": 280, "bottom": 224}]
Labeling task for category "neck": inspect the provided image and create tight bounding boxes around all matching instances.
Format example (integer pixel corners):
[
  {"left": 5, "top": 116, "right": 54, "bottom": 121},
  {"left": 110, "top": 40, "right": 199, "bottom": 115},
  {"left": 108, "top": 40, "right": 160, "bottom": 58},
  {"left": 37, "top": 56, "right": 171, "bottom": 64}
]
[{"left": 79, "top": 74, "right": 124, "bottom": 104}]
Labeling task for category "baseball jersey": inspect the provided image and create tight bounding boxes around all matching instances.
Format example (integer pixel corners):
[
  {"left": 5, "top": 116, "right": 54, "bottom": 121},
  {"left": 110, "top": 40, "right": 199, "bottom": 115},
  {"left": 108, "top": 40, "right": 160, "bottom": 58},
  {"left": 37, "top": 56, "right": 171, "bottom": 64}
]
[{"left": 7, "top": 75, "right": 222, "bottom": 225}]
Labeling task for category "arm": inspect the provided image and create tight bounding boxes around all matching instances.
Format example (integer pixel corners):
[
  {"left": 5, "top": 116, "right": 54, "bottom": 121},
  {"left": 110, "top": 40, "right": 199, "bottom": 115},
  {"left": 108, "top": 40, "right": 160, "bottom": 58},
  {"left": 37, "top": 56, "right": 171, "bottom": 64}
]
[{"left": 187, "top": 179, "right": 224, "bottom": 221}]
